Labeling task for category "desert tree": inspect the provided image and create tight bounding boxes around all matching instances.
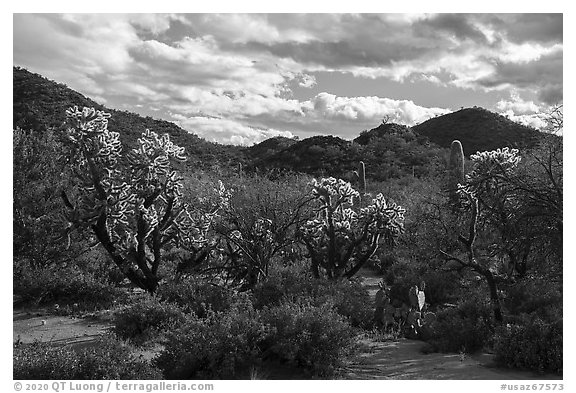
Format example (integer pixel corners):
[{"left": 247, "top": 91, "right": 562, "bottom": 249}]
[
  {"left": 13, "top": 127, "right": 88, "bottom": 268},
  {"left": 60, "top": 107, "right": 227, "bottom": 293},
  {"left": 211, "top": 175, "right": 312, "bottom": 289},
  {"left": 540, "top": 104, "right": 563, "bottom": 135},
  {"left": 440, "top": 147, "right": 524, "bottom": 322},
  {"left": 301, "top": 177, "right": 405, "bottom": 279}
]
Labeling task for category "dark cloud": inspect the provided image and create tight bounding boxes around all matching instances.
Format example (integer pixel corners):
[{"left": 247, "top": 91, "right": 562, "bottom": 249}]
[
  {"left": 239, "top": 40, "right": 434, "bottom": 68},
  {"left": 487, "top": 14, "right": 563, "bottom": 44},
  {"left": 477, "top": 50, "right": 562, "bottom": 89},
  {"left": 415, "top": 14, "right": 488, "bottom": 43},
  {"left": 477, "top": 50, "right": 562, "bottom": 104},
  {"left": 537, "top": 84, "right": 563, "bottom": 105}
]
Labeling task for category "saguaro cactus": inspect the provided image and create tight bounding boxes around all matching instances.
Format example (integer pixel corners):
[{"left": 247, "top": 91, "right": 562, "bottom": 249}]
[
  {"left": 448, "top": 140, "right": 465, "bottom": 205},
  {"left": 358, "top": 161, "right": 366, "bottom": 195}
]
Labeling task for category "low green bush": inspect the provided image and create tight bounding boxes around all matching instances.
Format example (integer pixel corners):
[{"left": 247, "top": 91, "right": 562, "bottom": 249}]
[
  {"left": 426, "top": 297, "right": 494, "bottom": 353},
  {"left": 494, "top": 316, "right": 562, "bottom": 374},
  {"left": 155, "top": 295, "right": 268, "bottom": 379},
  {"left": 13, "top": 265, "right": 126, "bottom": 311},
  {"left": 251, "top": 262, "right": 312, "bottom": 307},
  {"left": 252, "top": 263, "right": 373, "bottom": 328},
  {"left": 260, "top": 300, "right": 357, "bottom": 377},
  {"left": 13, "top": 337, "right": 162, "bottom": 379},
  {"left": 157, "top": 278, "right": 235, "bottom": 318},
  {"left": 385, "top": 259, "right": 460, "bottom": 308},
  {"left": 503, "top": 278, "right": 562, "bottom": 322},
  {"left": 313, "top": 279, "right": 373, "bottom": 329},
  {"left": 113, "top": 296, "right": 186, "bottom": 344}
]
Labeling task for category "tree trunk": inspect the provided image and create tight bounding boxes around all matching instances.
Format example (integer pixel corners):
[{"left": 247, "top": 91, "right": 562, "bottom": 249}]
[
  {"left": 91, "top": 212, "right": 159, "bottom": 293},
  {"left": 483, "top": 270, "right": 503, "bottom": 323}
]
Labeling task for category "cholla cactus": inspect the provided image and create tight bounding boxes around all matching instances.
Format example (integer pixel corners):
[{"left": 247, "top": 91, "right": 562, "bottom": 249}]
[
  {"left": 61, "top": 106, "right": 227, "bottom": 293},
  {"left": 456, "top": 147, "right": 522, "bottom": 219},
  {"left": 465, "top": 148, "right": 521, "bottom": 190},
  {"left": 301, "top": 177, "right": 405, "bottom": 279}
]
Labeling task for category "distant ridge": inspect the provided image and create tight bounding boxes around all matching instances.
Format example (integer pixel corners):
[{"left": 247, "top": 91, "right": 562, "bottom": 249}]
[
  {"left": 253, "top": 135, "right": 360, "bottom": 178},
  {"left": 247, "top": 136, "right": 299, "bottom": 162},
  {"left": 412, "top": 107, "right": 542, "bottom": 156},
  {"left": 14, "top": 67, "right": 548, "bottom": 179},
  {"left": 353, "top": 123, "right": 414, "bottom": 145}
]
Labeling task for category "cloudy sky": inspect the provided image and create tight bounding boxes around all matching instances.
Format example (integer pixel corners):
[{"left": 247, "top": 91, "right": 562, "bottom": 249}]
[{"left": 13, "top": 13, "right": 563, "bottom": 145}]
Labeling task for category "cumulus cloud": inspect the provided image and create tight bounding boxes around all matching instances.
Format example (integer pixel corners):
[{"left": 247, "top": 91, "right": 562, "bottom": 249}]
[
  {"left": 303, "top": 93, "right": 449, "bottom": 125},
  {"left": 13, "top": 13, "right": 562, "bottom": 145},
  {"left": 501, "top": 111, "right": 548, "bottom": 130},
  {"left": 171, "top": 114, "right": 295, "bottom": 146},
  {"left": 496, "top": 92, "right": 539, "bottom": 115}
]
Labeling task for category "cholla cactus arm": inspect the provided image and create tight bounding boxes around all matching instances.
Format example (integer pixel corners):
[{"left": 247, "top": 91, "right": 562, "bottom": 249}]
[
  {"left": 455, "top": 185, "right": 479, "bottom": 255},
  {"left": 344, "top": 193, "right": 405, "bottom": 278},
  {"left": 465, "top": 148, "right": 521, "bottom": 196}
]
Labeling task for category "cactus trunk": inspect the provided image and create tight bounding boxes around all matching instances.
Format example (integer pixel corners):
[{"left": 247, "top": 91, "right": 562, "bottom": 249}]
[
  {"left": 358, "top": 161, "right": 366, "bottom": 195},
  {"left": 448, "top": 140, "right": 465, "bottom": 205}
]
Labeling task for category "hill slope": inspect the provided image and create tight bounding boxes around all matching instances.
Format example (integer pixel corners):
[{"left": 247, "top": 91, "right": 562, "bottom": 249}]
[
  {"left": 254, "top": 135, "right": 360, "bottom": 178},
  {"left": 253, "top": 126, "right": 448, "bottom": 181},
  {"left": 13, "top": 67, "right": 247, "bottom": 169},
  {"left": 247, "top": 136, "right": 299, "bottom": 162},
  {"left": 412, "top": 107, "right": 542, "bottom": 156}
]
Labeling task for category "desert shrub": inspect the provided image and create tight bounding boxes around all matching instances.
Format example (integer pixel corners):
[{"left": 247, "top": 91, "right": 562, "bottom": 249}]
[
  {"left": 13, "top": 337, "right": 162, "bottom": 379},
  {"left": 214, "top": 174, "right": 312, "bottom": 289},
  {"left": 420, "top": 270, "right": 461, "bottom": 306},
  {"left": 155, "top": 294, "right": 269, "bottom": 379},
  {"left": 260, "top": 300, "right": 357, "bottom": 376},
  {"left": 157, "top": 278, "right": 236, "bottom": 318},
  {"left": 385, "top": 258, "right": 460, "bottom": 308},
  {"left": 426, "top": 297, "right": 494, "bottom": 353},
  {"left": 314, "top": 279, "right": 373, "bottom": 329},
  {"left": 13, "top": 265, "right": 126, "bottom": 311},
  {"left": 251, "top": 262, "right": 313, "bottom": 307},
  {"left": 252, "top": 263, "right": 373, "bottom": 328},
  {"left": 494, "top": 317, "right": 562, "bottom": 374},
  {"left": 113, "top": 296, "right": 186, "bottom": 344},
  {"left": 503, "top": 278, "right": 562, "bottom": 322}
]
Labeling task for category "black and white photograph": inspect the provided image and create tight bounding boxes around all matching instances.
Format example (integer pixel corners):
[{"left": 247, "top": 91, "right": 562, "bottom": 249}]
[{"left": 10, "top": 8, "right": 564, "bottom": 388}]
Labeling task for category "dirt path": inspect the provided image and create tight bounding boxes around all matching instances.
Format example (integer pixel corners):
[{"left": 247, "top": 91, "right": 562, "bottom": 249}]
[
  {"left": 13, "top": 307, "right": 114, "bottom": 350},
  {"left": 343, "top": 338, "right": 559, "bottom": 380},
  {"left": 343, "top": 268, "right": 562, "bottom": 380},
  {"left": 13, "top": 273, "right": 561, "bottom": 380}
]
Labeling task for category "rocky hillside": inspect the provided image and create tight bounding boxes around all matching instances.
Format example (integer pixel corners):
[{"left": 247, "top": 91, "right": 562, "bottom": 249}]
[
  {"left": 13, "top": 67, "right": 247, "bottom": 170},
  {"left": 412, "top": 107, "right": 543, "bottom": 156}
]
